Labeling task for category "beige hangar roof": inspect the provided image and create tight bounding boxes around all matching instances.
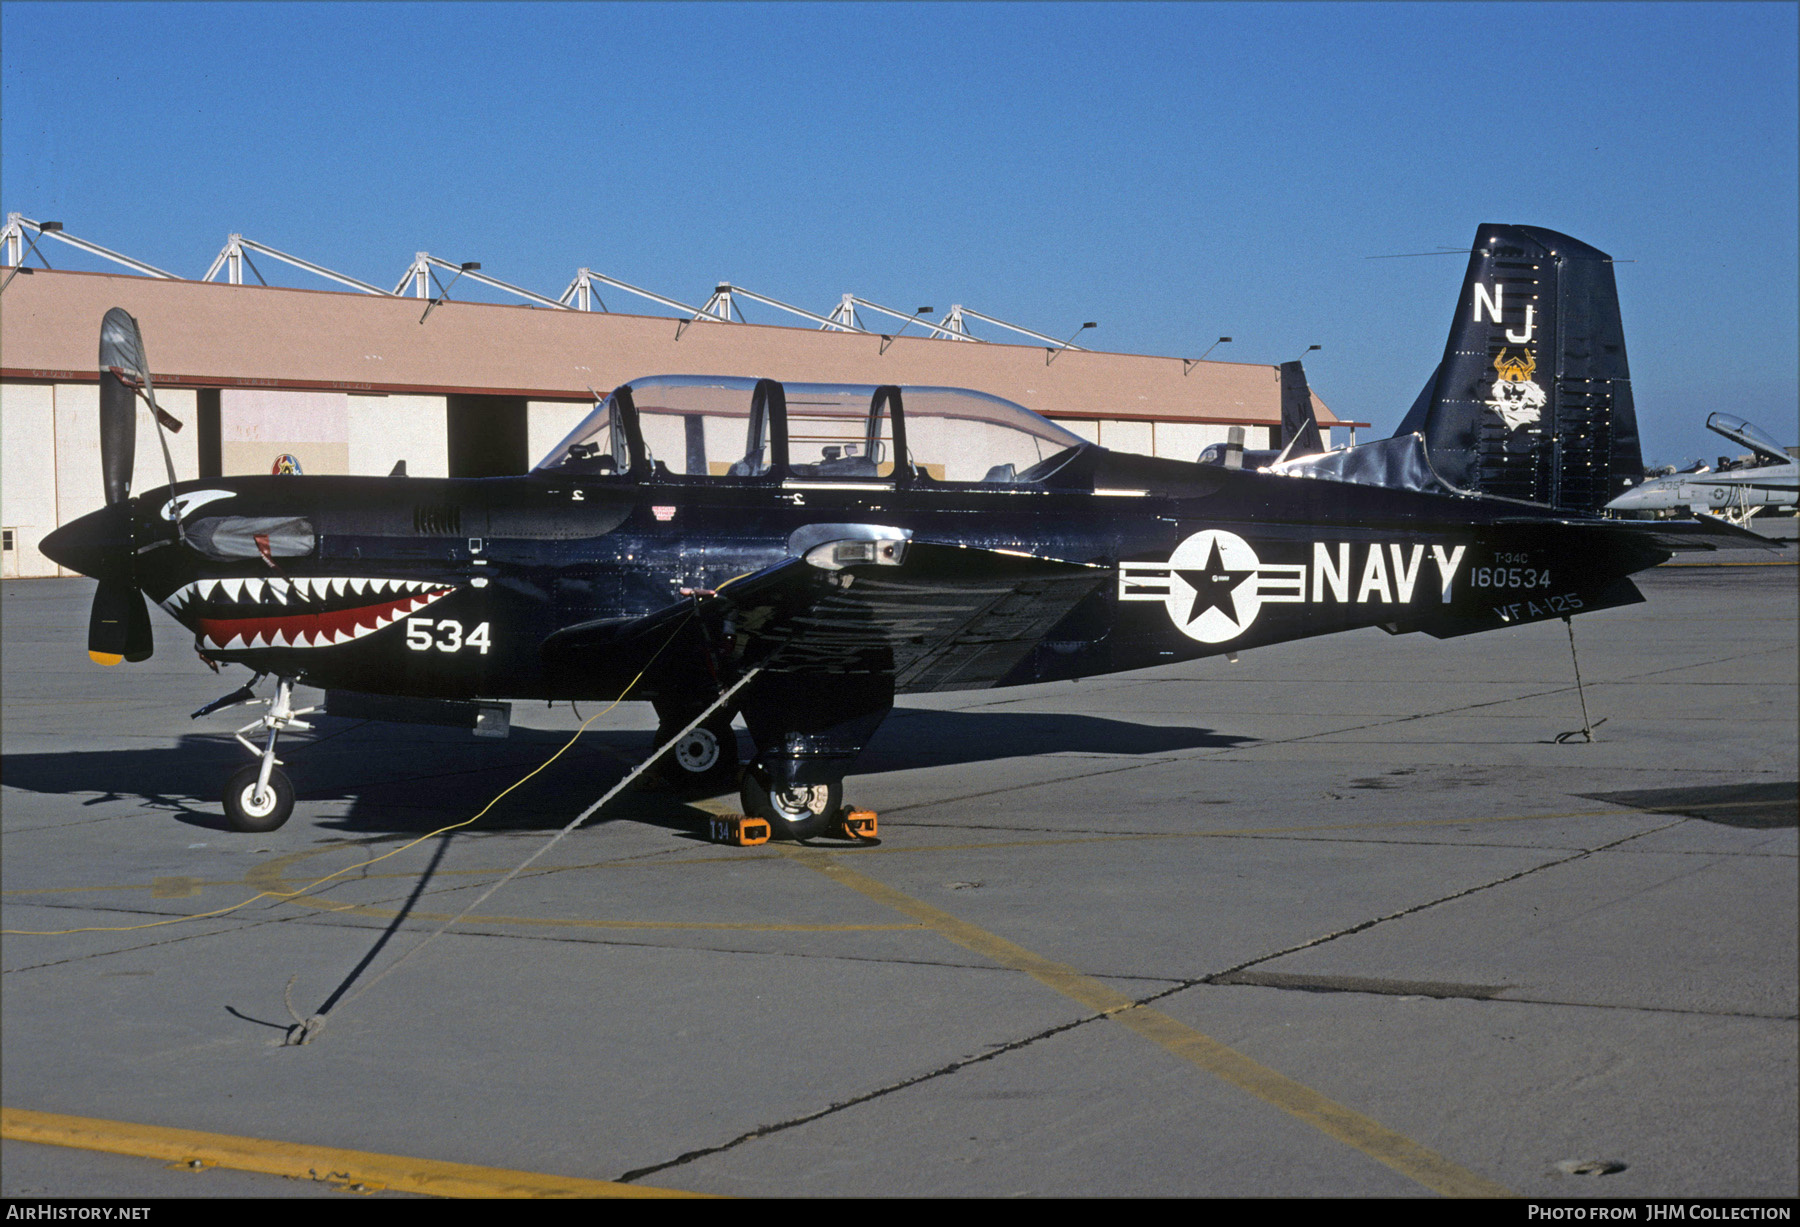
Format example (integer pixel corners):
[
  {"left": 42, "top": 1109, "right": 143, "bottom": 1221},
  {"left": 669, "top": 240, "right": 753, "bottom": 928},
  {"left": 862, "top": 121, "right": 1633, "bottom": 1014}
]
[{"left": 0, "top": 268, "right": 1358, "bottom": 428}]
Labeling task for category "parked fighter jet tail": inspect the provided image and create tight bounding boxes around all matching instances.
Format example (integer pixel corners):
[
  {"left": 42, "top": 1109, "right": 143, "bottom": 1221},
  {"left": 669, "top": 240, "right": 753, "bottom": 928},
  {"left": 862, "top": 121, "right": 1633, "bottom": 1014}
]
[
  {"left": 1392, "top": 224, "right": 1644, "bottom": 513},
  {"left": 1277, "top": 360, "right": 1325, "bottom": 459}
]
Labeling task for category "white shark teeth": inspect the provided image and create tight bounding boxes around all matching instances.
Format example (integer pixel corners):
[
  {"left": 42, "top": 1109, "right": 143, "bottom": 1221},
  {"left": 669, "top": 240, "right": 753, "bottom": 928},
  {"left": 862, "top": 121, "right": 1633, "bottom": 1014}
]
[{"left": 194, "top": 575, "right": 447, "bottom": 605}]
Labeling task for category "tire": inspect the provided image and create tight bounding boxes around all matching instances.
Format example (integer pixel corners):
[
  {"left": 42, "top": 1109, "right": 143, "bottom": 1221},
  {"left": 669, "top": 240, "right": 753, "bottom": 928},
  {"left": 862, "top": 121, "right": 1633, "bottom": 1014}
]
[
  {"left": 224, "top": 764, "right": 294, "bottom": 833},
  {"left": 739, "top": 768, "right": 841, "bottom": 841},
  {"left": 655, "top": 714, "right": 740, "bottom": 793}
]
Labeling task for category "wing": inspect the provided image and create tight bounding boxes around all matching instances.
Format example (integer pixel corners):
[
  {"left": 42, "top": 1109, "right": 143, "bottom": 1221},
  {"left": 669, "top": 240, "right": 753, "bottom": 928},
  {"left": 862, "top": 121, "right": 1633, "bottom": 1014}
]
[
  {"left": 719, "top": 540, "right": 1109, "bottom": 692},
  {"left": 541, "top": 535, "right": 1110, "bottom": 697}
]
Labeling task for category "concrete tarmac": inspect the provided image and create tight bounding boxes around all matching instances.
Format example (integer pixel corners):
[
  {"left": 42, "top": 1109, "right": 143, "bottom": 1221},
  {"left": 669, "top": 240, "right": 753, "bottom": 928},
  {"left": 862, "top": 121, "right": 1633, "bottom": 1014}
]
[{"left": 3, "top": 561, "right": 1794, "bottom": 1199}]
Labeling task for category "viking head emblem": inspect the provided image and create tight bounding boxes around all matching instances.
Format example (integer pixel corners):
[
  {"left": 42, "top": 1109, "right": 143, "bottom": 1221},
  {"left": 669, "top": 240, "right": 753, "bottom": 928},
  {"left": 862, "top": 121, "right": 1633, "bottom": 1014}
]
[{"left": 1487, "top": 348, "right": 1546, "bottom": 430}]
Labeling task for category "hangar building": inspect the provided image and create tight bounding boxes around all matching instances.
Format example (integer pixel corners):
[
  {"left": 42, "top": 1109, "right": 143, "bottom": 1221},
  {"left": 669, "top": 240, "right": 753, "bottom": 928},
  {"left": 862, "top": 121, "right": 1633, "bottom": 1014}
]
[{"left": 1, "top": 258, "right": 1358, "bottom": 579}]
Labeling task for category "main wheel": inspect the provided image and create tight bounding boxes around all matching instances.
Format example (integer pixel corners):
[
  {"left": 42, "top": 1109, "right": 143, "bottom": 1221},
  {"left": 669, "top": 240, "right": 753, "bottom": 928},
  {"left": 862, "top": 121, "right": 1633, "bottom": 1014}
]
[
  {"left": 224, "top": 764, "right": 294, "bottom": 833},
  {"left": 740, "top": 769, "right": 841, "bottom": 841},
  {"left": 654, "top": 714, "right": 740, "bottom": 792}
]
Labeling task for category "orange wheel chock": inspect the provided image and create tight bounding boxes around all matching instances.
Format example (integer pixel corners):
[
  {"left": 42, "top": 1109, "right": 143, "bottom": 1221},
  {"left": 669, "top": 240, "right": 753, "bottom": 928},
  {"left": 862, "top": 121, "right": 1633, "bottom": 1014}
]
[
  {"left": 708, "top": 814, "right": 771, "bottom": 846},
  {"left": 835, "top": 809, "right": 878, "bottom": 840}
]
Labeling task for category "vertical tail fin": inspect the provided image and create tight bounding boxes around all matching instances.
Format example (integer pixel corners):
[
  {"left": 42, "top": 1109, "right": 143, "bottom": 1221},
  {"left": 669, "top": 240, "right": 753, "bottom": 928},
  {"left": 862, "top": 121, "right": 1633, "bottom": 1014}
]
[
  {"left": 1394, "top": 224, "right": 1643, "bottom": 512},
  {"left": 1278, "top": 360, "right": 1325, "bottom": 457}
]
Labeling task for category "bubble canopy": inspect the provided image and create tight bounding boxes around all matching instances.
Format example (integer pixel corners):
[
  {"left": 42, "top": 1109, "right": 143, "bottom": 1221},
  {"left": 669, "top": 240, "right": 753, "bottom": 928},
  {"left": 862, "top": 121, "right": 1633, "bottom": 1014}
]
[{"left": 535, "top": 376, "right": 1091, "bottom": 486}]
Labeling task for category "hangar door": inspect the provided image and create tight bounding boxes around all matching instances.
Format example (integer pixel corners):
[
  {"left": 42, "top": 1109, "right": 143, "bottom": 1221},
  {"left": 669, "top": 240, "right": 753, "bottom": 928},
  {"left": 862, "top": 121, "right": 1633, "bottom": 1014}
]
[{"left": 447, "top": 395, "right": 529, "bottom": 478}]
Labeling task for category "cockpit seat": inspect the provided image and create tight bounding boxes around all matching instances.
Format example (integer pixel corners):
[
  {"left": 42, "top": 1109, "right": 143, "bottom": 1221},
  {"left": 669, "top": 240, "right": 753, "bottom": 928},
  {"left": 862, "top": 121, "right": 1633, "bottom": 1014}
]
[{"left": 792, "top": 455, "right": 880, "bottom": 478}]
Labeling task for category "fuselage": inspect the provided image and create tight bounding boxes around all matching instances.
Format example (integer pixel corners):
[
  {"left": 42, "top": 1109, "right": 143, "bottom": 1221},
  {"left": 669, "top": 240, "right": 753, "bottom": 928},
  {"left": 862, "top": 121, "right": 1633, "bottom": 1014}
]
[
  {"left": 50, "top": 444, "right": 1669, "bottom": 705},
  {"left": 1606, "top": 460, "right": 1799, "bottom": 515}
]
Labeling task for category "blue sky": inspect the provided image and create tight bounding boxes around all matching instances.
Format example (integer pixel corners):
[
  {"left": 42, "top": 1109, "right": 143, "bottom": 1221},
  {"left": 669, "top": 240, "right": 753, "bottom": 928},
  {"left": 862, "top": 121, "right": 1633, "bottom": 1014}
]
[{"left": 4, "top": 1, "right": 1795, "bottom": 465}]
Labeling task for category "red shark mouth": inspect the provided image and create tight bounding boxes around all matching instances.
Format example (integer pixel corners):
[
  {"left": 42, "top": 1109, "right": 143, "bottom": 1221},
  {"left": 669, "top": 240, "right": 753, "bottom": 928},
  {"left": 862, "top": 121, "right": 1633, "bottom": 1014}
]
[{"left": 160, "top": 577, "right": 457, "bottom": 650}]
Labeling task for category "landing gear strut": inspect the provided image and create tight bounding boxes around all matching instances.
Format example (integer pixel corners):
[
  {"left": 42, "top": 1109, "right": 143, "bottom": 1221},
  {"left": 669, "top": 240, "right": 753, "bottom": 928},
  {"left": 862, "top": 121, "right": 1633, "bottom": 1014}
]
[{"left": 223, "top": 676, "right": 312, "bottom": 832}]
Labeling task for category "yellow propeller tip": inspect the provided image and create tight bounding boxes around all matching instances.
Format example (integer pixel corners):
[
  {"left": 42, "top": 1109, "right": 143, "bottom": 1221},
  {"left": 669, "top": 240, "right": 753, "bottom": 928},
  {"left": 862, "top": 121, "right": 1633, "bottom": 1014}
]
[{"left": 88, "top": 651, "right": 124, "bottom": 666}]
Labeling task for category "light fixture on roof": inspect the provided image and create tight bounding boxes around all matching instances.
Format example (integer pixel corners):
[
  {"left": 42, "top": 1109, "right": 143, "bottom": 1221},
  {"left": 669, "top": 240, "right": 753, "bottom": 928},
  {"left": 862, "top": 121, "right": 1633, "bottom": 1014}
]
[
  {"left": 1184, "top": 336, "right": 1232, "bottom": 375},
  {"left": 419, "top": 261, "right": 483, "bottom": 324},
  {"left": 0, "top": 219, "right": 60, "bottom": 293},
  {"left": 880, "top": 306, "right": 935, "bottom": 355},
  {"left": 1046, "top": 321, "right": 1096, "bottom": 366}
]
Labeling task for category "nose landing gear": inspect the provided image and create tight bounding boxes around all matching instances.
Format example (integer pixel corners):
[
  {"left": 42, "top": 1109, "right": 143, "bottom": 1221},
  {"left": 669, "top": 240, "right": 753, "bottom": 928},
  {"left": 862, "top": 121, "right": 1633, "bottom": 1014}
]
[{"left": 220, "top": 676, "right": 312, "bottom": 832}]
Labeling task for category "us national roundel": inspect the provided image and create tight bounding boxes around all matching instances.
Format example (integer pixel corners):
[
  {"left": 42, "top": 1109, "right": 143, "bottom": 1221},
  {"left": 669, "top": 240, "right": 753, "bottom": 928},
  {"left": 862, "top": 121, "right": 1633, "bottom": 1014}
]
[{"left": 1164, "top": 530, "right": 1263, "bottom": 643}]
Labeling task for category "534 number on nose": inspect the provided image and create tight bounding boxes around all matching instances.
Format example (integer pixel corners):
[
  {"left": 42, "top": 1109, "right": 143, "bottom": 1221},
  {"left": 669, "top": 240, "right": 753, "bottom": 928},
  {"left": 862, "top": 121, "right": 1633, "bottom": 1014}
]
[{"left": 405, "top": 618, "right": 491, "bottom": 654}]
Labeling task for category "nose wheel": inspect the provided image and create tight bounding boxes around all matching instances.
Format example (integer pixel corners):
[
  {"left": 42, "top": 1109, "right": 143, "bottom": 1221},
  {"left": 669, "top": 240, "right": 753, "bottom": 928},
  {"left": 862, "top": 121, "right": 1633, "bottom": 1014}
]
[
  {"left": 217, "top": 676, "right": 312, "bottom": 833},
  {"left": 224, "top": 763, "right": 295, "bottom": 833},
  {"left": 739, "top": 768, "right": 842, "bottom": 841}
]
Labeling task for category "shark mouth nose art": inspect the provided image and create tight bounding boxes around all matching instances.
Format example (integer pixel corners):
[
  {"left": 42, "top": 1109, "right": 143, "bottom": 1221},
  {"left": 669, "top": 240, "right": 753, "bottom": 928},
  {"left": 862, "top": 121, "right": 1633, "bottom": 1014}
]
[{"left": 159, "top": 578, "right": 457, "bottom": 650}]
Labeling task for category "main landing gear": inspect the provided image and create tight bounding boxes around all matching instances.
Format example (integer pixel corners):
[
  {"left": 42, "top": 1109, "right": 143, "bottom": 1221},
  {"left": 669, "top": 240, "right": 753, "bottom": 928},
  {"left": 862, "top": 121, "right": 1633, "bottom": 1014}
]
[
  {"left": 648, "top": 706, "right": 844, "bottom": 840},
  {"left": 652, "top": 709, "right": 740, "bottom": 793},
  {"left": 739, "top": 768, "right": 842, "bottom": 841},
  {"left": 220, "top": 676, "right": 313, "bottom": 832}
]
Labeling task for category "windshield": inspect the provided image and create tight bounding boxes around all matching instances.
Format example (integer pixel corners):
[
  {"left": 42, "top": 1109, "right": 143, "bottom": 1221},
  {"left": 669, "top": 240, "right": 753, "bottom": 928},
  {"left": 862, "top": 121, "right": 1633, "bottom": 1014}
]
[
  {"left": 537, "top": 395, "right": 631, "bottom": 473},
  {"left": 536, "top": 375, "right": 770, "bottom": 476}
]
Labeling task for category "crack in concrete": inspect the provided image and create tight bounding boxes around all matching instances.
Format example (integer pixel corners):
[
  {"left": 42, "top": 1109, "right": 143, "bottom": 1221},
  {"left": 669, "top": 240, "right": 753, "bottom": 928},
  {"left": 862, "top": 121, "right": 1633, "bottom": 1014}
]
[
  {"left": 1201, "top": 815, "right": 1692, "bottom": 985},
  {"left": 613, "top": 1010, "right": 1106, "bottom": 1184}
]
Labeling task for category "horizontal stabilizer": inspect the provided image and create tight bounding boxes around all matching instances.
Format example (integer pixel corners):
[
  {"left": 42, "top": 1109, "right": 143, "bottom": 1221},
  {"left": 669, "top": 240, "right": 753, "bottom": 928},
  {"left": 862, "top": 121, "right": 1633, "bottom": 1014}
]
[{"left": 1495, "top": 512, "right": 1785, "bottom": 552}]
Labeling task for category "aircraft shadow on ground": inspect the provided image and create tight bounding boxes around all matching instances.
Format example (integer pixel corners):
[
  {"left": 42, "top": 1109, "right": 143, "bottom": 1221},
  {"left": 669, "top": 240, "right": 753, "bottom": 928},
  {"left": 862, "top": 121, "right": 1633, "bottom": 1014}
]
[
  {"left": 1579, "top": 782, "right": 1799, "bottom": 829},
  {"left": 0, "top": 709, "right": 1247, "bottom": 836}
]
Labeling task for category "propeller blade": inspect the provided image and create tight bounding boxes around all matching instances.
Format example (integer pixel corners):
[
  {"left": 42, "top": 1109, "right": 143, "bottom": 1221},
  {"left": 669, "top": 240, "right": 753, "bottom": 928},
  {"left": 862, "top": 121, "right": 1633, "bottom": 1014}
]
[
  {"left": 99, "top": 369, "right": 136, "bottom": 507},
  {"left": 98, "top": 308, "right": 144, "bottom": 506},
  {"left": 124, "top": 584, "right": 154, "bottom": 662},
  {"left": 89, "top": 577, "right": 153, "bottom": 664}
]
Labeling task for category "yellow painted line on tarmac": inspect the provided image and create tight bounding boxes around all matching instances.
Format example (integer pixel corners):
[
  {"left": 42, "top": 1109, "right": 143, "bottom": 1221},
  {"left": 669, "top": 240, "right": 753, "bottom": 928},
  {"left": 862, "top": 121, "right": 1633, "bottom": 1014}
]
[
  {"left": 3, "top": 802, "right": 1729, "bottom": 906},
  {"left": 788, "top": 849, "right": 1515, "bottom": 1200},
  {"left": 227, "top": 844, "right": 923, "bottom": 931},
  {"left": 1, "top": 1107, "right": 714, "bottom": 1199}
]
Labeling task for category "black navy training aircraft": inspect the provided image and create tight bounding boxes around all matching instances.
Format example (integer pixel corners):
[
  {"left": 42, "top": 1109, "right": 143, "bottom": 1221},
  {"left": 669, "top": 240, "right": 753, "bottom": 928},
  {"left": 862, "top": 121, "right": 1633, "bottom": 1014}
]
[{"left": 41, "top": 224, "right": 1762, "bottom": 837}]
